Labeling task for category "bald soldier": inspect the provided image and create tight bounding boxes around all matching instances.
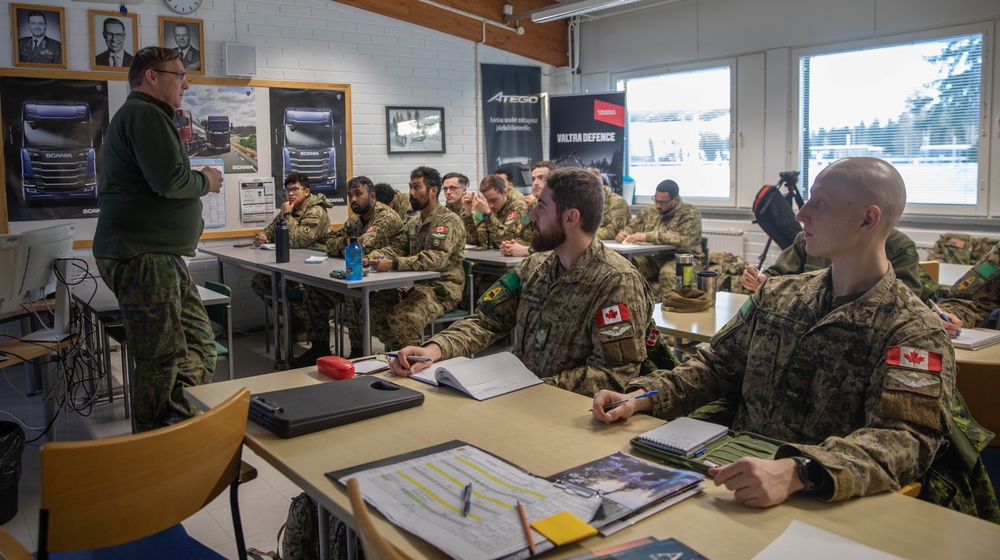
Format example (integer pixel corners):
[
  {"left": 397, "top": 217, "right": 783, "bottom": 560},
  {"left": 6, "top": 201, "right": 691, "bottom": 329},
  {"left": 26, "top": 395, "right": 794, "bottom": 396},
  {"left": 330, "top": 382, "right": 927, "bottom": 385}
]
[
  {"left": 594, "top": 158, "right": 955, "bottom": 508},
  {"left": 390, "top": 168, "right": 654, "bottom": 397}
]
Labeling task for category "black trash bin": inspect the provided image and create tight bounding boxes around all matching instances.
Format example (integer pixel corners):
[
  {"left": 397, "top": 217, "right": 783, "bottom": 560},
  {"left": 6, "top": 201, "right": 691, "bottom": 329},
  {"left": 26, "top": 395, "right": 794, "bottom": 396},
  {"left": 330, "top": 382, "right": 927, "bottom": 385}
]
[{"left": 0, "top": 421, "right": 25, "bottom": 524}]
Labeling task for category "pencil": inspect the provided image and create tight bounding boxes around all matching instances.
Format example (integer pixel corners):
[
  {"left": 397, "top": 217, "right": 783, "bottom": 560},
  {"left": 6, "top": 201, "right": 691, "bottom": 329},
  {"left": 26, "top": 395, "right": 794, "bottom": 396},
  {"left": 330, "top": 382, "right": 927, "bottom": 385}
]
[{"left": 516, "top": 500, "right": 535, "bottom": 556}]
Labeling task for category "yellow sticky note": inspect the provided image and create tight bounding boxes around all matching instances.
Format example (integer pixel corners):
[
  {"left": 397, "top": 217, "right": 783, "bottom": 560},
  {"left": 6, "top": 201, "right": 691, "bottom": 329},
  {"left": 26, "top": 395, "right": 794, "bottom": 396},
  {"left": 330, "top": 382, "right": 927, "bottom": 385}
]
[{"left": 530, "top": 511, "right": 597, "bottom": 546}]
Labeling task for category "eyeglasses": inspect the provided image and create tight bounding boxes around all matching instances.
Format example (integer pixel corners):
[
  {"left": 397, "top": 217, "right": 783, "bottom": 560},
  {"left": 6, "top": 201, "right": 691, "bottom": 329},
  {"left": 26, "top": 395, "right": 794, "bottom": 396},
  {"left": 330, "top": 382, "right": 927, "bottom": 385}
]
[
  {"left": 151, "top": 68, "right": 186, "bottom": 80},
  {"left": 284, "top": 187, "right": 302, "bottom": 194},
  {"left": 104, "top": 32, "right": 126, "bottom": 39}
]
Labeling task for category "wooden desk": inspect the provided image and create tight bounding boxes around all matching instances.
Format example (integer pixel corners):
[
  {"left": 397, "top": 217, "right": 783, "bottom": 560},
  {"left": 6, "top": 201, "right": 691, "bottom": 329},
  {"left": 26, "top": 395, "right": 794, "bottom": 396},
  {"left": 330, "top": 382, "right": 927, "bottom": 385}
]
[
  {"left": 186, "top": 371, "right": 1000, "bottom": 559},
  {"left": 654, "top": 292, "right": 749, "bottom": 343}
]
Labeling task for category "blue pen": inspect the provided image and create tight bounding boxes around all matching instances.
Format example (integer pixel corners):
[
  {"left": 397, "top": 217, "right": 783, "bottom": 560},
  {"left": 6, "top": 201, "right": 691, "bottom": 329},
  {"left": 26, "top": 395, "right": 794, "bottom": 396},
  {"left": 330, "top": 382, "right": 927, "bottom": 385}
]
[
  {"left": 930, "top": 301, "right": 961, "bottom": 335},
  {"left": 386, "top": 352, "right": 433, "bottom": 363},
  {"left": 462, "top": 483, "right": 473, "bottom": 516},
  {"left": 693, "top": 448, "right": 707, "bottom": 458},
  {"left": 601, "top": 390, "right": 660, "bottom": 412}
]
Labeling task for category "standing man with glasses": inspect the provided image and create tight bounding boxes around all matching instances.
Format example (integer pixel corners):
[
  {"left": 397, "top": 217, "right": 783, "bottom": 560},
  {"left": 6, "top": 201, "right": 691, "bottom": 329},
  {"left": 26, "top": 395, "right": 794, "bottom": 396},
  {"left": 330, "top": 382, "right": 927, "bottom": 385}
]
[
  {"left": 95, "top": 17, "right": 133, "bottom": 67},
  {"left": 94, "top": 47, "right": 223, "bottom": 432}
]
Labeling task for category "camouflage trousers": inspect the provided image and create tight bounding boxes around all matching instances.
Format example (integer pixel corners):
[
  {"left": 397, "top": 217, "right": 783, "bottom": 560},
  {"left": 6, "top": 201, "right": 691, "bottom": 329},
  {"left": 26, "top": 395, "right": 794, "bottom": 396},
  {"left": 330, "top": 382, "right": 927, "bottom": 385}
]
[
  {"left": 97, "top": 254, "right": 216, "bottom": 432},
  {"left": 301, "top": 285, "right": 349, "bottom": 346},
  {"left": 250, "top": 273, "right": 308, "bottom": 326},
  {"left": 348, "top": 284, "right": 452, "bottom": 351}
]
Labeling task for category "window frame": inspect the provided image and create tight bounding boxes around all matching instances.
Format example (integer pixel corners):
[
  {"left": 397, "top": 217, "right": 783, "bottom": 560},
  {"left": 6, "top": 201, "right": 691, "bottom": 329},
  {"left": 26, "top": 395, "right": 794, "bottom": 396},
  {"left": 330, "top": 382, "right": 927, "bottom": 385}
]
[
  {"left": 615, "top": 58, "right": 737, "bottom": 208},
  {"left": 791, "top": 22, "right": 993, "bottom": 217}
]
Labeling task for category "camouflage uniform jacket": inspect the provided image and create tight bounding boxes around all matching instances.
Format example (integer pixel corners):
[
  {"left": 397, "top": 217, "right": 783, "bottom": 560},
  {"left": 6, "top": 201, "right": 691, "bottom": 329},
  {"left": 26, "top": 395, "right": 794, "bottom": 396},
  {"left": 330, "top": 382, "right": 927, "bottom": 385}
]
[
  {"left": 940, "top": 241, "right": 1000, "bottom": 326},
  {"left": 321, "top": 201, "right": 402, "bottom": 257},
  {"left": 471, "top": 195, "right": 529, "bottom": 248},
  {"left": 369, "top": 204, "right": 466, "bottom": 303},
  {"left": 629, "top": 268, "right": 955, "bottom": 502},
  {"left": 428, "top": 238, "right": 653, "bottom": 395},
  {"left": 622, "top": 200, "right": 703, "bottom": 260},
  {"left": 596, "top": 185, "right": 630, "bottom": 241},
  {"left": 446, "top": 199, "right": 464, "bottom": 217},
  {"left": 765, "top": 229, "right": 922, "bottom": 298},
  {"left": 261, "top": 193, "right": 332, "bottom": 249},
  {"left": 392, "top": 190, "right": 412, "bottom": 220}
]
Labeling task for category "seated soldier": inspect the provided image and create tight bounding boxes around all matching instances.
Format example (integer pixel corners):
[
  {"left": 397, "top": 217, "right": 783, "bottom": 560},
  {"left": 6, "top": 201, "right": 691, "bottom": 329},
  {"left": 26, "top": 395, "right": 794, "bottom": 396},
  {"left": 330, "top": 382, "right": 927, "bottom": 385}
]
[
  {"left": 615, "top": 179, "right": 703, "bottom": 296},
  {"left": 939, "top": 241, "right": 1000, "bottom": 329},
  {"left": 588, "top": 167, "right": 630, "bottom": 241},
  {"left": 461, "top": 175, "right": 528, "bottom": 249},
  {"left": 374, "top": 182, "right": 413, "bottom": 221},
  {"left": 594, "top": 158, "right": 955, "bottom": 509},
  {"left": 390, "top": 168, "right": 654, "bottom": 397},
  {"left": 500, "top": 160, "right": 554, "bottom": 257}
]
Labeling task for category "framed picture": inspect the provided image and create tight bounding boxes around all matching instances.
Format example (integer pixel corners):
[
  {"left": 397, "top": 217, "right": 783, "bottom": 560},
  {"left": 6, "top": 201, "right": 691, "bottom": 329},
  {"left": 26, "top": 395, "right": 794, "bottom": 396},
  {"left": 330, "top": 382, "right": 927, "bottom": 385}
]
[
  {"left": 10, "top": 4, "right": 66, "bottom": 69},
  {"left": 90, "top": 10, "right": 138, "bottom": 72},
  {"left": 159, "top": 16, "right": 205, "bottom": 76},
  {"left": 386, "top": 106, "right": 446, "bottom": 154}
]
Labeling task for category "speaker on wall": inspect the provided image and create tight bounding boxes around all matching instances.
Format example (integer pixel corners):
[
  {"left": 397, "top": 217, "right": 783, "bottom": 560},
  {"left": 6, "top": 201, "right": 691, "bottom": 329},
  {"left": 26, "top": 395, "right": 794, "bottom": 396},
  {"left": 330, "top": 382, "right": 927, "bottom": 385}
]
[{"left": 222, "top": 43, "right": 256, "bottom": 77}]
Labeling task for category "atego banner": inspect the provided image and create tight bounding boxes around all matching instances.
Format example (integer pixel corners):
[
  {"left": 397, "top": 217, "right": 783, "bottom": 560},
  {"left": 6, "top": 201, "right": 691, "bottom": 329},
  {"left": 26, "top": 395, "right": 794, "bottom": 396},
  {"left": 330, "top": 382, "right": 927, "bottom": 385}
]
[
  {"left": 549, "top": 92, "right": 626, "bottom": 192},
  {"left": 481, "top": 64, "right": 542, "bottom": 188}
]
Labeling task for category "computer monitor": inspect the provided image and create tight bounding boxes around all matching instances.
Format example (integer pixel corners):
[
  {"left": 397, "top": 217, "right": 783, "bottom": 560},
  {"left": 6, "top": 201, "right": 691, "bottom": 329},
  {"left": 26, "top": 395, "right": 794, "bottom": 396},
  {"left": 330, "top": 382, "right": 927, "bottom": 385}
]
[
  {"left": 0, "top": 234, "right": 26, "bottom": 315},
  {"left": 18, "top": 223, "right": 76, "bottom": 341}
]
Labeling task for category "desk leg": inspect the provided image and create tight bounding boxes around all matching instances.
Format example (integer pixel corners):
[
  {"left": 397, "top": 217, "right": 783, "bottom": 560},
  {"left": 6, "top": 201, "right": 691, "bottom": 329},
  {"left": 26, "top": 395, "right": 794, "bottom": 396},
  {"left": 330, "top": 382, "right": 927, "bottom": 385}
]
[
  {"left": 318, "top": 504, "right": 331, "bottom": 560},
  {"left": 362, "top": 287, "right": 371, "bottom": 356},
  {"left": 280, "top": 274, "right": 291, "bottom": 369},
  {"left": 270, "top": 271, "right": 284, "bottom": 368},
  {"left": 345, "top": 526, "right": 360, "bottom": 560},
  {"left": 39, "top": 354, "right": 63, "bottom": 442},
  {"left": 217, "top": 260, "right": 225, "bottom": 284}
]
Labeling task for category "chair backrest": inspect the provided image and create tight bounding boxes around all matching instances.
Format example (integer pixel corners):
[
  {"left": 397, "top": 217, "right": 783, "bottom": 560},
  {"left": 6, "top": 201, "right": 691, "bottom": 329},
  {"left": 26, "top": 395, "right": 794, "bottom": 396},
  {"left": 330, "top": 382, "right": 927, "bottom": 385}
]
[
  {"left": 701, "top": 236, "right": 709, "bottom": 267},
  {"left": 204, "top": 281, "right": 232, "bottom": 329},
  {"left": 919, "top": 261, "right": 940, "bottom": 282},
  {"left": 463, "top": 259, "right": 475, "bottom": 310},
  {"left": 38, "top": 388, "right": 250, "bottom": 553},
  {"left": 955, "top": 362, "right": 1000, "bottom": 447},
  {"left": 347, "top": 478, "right": 412, "bottom": 560}
]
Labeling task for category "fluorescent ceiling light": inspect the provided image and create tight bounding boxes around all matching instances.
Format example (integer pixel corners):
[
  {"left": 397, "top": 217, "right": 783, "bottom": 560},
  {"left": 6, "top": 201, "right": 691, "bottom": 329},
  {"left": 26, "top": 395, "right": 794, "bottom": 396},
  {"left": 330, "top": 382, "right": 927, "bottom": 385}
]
[{"left": 529, "top": 0, "right": 648, "bottom": 23}]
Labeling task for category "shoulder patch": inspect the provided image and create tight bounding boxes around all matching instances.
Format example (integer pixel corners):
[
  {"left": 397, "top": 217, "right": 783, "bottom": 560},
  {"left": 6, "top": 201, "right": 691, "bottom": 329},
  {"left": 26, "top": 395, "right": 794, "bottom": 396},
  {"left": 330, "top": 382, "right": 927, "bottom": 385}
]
[
  {"left": 499, "top": 270, "right": 521, "bottom": 293},
  {"left": 434, "top": 226, "right": 448, "bottom": 234},
  {"left": 947, "top": 237, "right": 966, "bottom": 248},
  {"left": 886, "top": 346, "right": 943, "bottom": 372},
  {"left": 884, "top": 369, "right": 942, "bottom": 397},
  {"left": 366, "top": 225, "right": 376, "bottom": 233},
  {"left": 596, "top": 303, "right": 630, "bottom": 326},
  {"left": 506, "top": 212, "right": 518, "bottom": 221},
  {"left": 521, "top": 215, "right": 531, "bottom": 224},
  {"left": 646, "top": 327, "right": 660, "bottom": 346},
  {"left": 975, "top": 260, "right": 999, "bottom": 280}
]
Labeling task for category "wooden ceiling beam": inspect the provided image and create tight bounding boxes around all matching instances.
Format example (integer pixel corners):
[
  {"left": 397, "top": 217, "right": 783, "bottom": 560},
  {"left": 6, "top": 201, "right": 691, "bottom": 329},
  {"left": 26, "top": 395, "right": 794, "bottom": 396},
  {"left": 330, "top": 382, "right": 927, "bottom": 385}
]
[{"left": 333, "top": 0, "right": 569, "bottom": 67}]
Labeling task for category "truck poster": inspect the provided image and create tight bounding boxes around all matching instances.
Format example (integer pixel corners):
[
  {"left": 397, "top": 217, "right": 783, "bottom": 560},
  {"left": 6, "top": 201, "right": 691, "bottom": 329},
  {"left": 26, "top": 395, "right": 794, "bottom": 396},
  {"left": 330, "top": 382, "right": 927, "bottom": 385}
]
[
  {"left": 268, "top": 87, "right": 348, "bottom": 206},
  {"left": 178, "top": 84, "right": 259, "bottom": 174},
  {"left": 0, "top": 76, "right": 109, "bottom": 221}
]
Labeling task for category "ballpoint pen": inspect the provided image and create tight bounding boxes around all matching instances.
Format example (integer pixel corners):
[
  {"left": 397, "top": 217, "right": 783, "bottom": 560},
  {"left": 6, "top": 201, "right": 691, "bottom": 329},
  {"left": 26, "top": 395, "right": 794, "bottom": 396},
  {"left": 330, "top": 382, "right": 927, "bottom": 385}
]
[
  {"left": 599, "top": 390, "right": 659, "bottom": 412},
  {"left": 462, "top": 483, "right": 473, "bottom": 517},
  {"left": 930, "top": 301, "right": 961, "bottom": 335},
  {"left": 386, "top": 352, "right": 433, "bottom": 363}
]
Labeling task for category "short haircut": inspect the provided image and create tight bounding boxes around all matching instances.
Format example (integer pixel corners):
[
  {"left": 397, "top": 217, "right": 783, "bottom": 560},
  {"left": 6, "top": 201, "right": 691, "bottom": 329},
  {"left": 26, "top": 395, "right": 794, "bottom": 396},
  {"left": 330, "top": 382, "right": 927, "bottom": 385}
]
[
  {"left": 493, "top": 167, "right": 510, "bottom": 178},
  {"left": 655, "top": 179, "right": 679, "bottom": 199},
  {"left": 531, "top": 160, "right": 555, "bottom": 172},
  {"left": 284, "top": 172, "right": 310, "bottom": 189},
  {"left": 103, "top": 18, "right": 125, "bottom": 33},
  {"left": 347, "top": 175, "right": 373, "bottom": 193},
  {"left": 27, "top": 11, "right": 46, "bottom": 21},
  {"left": 545, "top": 168, "right": 604, "bottom": 235},
  {"left": 373, "top": 183, "right": 395, "bottom": 206},
  {"left": 410, "top": 166, "right": 442, "bottom": 194},
  {"left": 442, "top": 172, "right": 469, "bottom": 188},
  {"left": 173, "top": 23, "right": 190, "bottom": 35},
  {"left": 479, "top": 175, "right": 506, "bottom": 194},
  {"left": 128, "top": 46, "right": 181, "bottom": 88}
]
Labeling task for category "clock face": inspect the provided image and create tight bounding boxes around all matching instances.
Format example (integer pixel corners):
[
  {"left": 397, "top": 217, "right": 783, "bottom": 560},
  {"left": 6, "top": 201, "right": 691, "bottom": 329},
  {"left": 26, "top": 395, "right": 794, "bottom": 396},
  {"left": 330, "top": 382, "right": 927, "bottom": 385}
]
[{"left": 164, "top": 0, "right": 203, "bottom": 15}]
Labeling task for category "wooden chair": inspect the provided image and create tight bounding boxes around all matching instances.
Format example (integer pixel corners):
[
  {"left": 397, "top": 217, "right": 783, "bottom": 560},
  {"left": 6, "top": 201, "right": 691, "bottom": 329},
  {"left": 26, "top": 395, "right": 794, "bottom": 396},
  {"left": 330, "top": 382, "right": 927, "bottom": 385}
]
[
  {"left": 34, "top": 388, "right": 253, "bottom": 559},
  {"left": 897, "top": 482, "right": 922, "bottom": 497},
  {"left": 955, "top": 361, "right": 1000, "bottom": 448},
  {"left": 347, "top": 478, "right": 412, "bottom": 560},
  {"left": 0, "top": 526, "right": 32, "bottom": 560},
  {"left": 919, "top": 260, "right": 940, "bottom": 282}
]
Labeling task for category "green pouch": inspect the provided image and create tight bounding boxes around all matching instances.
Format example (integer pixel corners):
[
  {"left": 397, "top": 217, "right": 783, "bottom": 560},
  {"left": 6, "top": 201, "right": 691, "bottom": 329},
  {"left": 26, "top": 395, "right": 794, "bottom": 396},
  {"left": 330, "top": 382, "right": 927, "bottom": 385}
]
[
  {"left": 329, "top": 267, "right": 371, "bottom": 280},
  {"left": 630, "top": 430, "right": 784, "bottom": 475}
]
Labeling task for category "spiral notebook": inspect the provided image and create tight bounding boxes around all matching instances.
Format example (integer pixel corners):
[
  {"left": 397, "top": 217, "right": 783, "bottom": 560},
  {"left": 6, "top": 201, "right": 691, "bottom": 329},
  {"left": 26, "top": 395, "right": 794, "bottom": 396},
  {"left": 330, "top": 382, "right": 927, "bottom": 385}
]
[
  {"left": 635, "top": 417, "right": 729, "bottom": 457},
  {"left": 952, "top": 328, "right": 1000, "bottom": 350}
]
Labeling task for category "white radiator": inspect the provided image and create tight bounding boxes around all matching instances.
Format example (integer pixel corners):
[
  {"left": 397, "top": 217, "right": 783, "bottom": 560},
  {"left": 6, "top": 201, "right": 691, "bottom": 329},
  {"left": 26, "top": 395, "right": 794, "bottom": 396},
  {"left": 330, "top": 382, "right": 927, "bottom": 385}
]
[{"left": 704, "top": 230, "right": 744, "bottom": 256}]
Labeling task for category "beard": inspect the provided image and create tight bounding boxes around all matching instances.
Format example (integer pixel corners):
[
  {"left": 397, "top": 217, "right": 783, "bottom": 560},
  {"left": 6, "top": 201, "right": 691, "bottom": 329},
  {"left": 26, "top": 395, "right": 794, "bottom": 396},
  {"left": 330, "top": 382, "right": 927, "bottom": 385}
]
[
  {"left": 531, "top": 222, "right": 566, "bottom": 252},
  {"left": 409, "top": 195, "right": 424, "bottom": 211},
  {"left": 350, "top": 199, "right": 371, "bottom": 215}
]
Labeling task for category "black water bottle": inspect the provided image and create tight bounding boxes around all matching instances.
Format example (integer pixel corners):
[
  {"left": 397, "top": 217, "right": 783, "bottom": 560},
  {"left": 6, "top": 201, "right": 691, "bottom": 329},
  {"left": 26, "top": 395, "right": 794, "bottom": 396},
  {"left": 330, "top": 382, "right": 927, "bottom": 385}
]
[{"left": 274, "top": 217, "right": 290, "bottom": 263}]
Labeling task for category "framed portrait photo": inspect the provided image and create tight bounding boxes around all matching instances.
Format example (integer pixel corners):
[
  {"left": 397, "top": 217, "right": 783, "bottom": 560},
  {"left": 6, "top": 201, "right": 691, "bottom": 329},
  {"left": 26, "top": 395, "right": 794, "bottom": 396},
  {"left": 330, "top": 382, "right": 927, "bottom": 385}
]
[
  {"left": 386, "top": 106, "right": 446, "bottom": 154},
  {"left": 10, "top": 3, "right": 66, "bottom": 69},
  {"left": 90, "top": 10, "right": 138, "bottom": 72},
  {"left": 159, "top": 15, "right": 205, "bottom": 76}
]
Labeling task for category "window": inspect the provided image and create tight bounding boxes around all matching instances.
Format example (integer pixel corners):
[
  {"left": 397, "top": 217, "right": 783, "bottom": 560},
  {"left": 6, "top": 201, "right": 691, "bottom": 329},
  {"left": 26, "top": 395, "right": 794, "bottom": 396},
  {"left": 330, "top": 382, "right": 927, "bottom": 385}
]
[
  {"left": 799, "top": 31, "right": 984, "bottom": 209},
  {"left": 618, "top": 65, "right": 732, "bottom": 200}
]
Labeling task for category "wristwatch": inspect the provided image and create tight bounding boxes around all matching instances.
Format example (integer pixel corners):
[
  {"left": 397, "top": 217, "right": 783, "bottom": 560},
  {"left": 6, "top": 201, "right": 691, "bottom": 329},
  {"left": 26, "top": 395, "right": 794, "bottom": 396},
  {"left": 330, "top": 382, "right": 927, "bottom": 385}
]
[
  {"left": 791, "top": 456, "right": 823, "bottom": 492},
  {"left": 528, "top": 247, "right": 536, "bottom": 255}
]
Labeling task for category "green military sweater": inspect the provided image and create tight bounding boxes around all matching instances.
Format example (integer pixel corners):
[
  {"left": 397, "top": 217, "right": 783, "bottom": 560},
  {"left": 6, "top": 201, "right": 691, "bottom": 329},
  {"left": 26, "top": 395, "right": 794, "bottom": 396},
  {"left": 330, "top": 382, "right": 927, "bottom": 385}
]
[{"left": 94, "top": 91, "right": 209, "bottom": 259}]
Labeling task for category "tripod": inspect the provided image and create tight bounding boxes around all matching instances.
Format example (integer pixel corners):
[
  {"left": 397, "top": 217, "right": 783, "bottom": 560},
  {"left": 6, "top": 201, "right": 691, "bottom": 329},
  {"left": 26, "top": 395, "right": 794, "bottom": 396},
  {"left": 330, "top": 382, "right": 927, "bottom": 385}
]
[{"left": 755, "top": 171, "right": 804, "bottom": 271}]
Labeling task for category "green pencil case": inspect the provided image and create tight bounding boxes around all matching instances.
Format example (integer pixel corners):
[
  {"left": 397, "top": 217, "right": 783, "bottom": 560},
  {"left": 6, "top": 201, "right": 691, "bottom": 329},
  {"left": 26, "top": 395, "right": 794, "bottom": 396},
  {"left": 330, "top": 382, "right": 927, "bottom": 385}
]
[{"left": 630, "top": 430, "right": 784, "bottom": 475}]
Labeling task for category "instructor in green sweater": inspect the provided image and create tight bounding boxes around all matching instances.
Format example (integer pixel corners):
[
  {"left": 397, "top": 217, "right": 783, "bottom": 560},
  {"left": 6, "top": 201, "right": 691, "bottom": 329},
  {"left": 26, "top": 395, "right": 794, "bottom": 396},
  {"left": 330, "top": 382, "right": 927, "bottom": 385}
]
[{"left": 93, "top": 46, "right": 223, "bottom": 432}]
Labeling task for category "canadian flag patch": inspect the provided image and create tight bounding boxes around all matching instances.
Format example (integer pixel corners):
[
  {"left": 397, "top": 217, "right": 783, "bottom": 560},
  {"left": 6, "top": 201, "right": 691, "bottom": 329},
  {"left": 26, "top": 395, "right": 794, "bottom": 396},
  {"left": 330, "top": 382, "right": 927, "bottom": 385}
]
[
  {"left": 886, "top": 346, "right": 943, "bottom": 372},
  {"left": 646, "top": 328, "right": 660, "bottom": 346},
  {"left": 366, "top": 226, "right": 376, "bottom": 233},
  {"left": 434, "top": 226, "right": 448, "bottom": 233},
  {"left": 506, "top": 212, "right": 518, "bottom": 221},
  {"left": 596, "top": 303, "right": 630, "bottom": 326}
]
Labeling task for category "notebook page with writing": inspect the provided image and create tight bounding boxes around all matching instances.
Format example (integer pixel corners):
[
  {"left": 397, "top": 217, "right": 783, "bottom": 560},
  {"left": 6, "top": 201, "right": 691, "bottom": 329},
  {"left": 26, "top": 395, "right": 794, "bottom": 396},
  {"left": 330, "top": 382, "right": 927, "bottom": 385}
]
[
  {"left": 434, "top": 352, "right": 541, "bottom": 400},
  {"left": 409, "top": 357, "right": 471, "bottom": 386},
  {"left": 952, "top": 328, "right": 1000, "bottom": 350},
  {"left": 636, "top": 417, "right": 729, "bottom": 457}
]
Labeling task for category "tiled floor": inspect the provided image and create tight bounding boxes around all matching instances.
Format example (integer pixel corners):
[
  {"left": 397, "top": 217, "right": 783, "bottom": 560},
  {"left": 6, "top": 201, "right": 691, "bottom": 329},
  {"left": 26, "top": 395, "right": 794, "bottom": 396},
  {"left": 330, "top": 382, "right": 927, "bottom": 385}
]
[{"left": 0, "top": 329, "right": 357, "bottom": 558}]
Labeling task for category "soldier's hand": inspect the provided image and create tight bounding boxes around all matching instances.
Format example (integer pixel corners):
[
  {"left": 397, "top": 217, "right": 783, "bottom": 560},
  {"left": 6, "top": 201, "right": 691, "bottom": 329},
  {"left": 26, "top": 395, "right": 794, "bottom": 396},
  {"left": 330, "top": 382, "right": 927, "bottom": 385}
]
[
  {"left": 202, "top": 167, "right": 223, "bottom": 193},
  {"left": 253, "top": 234, "right": 267, "bottom": 247},
  {"left": 624, "top": 232, "right": 646, "bottom": 243},
  {"left": 462, "top": 192, "right": 475, "bottom": 211},
  {"left": 473, "top": 194, "right": 490, "bottom": 215},
  {"left": 592, "top": 389, "right": 648, "bottom": 423},
  {"left": 709, "top": 457, "right": 803, "bottom": 508},
  {"left": 503, "top": 243, "right": 531, "bottom": 257},
  {"left": 389, "top": 344, "right": 441, "bottom": 376},
  {"left": 615, "top": 231, "right": 628, "bottom": 243},
  {"left": 938, "top": 311, "right": 963, "bottom": 338},
  {"left": 372, "top": 257, "right": 393, "bottom": 272},
  {"left": 742, "top": 265, "right": 766, "bottom": 292}
]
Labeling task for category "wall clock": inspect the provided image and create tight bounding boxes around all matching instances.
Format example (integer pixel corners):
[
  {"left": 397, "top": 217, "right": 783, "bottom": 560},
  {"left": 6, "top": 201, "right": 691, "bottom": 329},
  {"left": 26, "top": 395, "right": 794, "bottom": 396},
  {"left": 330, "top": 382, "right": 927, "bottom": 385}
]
[{"left": 163, "top": 0, "right": 203, "bottom": 15}]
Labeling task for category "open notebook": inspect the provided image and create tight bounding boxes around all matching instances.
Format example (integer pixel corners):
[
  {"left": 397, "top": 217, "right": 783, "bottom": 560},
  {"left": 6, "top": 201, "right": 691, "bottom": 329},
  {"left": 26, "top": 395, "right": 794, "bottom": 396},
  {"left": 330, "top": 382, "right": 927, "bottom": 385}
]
[
  {"left": 410, "top": 351, "right": 542, "bottom": 400},
  {"left": 952, "top": 328, "right": 1000, "bottom": 351}
]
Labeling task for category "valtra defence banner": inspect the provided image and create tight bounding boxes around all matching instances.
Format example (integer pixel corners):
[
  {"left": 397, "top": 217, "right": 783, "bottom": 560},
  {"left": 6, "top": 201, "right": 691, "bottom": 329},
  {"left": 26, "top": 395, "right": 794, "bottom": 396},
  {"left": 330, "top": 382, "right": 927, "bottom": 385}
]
[
  {"left": 480, "top": 64, "right": 542, "bottom": 188},
  {"left": 549, "top": 92, "right": 626, "bottom": 191}
]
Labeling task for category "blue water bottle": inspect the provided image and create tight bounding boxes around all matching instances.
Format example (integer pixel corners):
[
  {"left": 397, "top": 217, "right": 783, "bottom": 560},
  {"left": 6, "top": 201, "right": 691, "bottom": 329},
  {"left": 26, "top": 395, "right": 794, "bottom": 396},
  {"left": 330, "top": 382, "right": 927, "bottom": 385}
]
[
  {"left": 346, "top": 237, "right": 363, "bottom": 281},
  {"left": 274, "top": 218, "right": 290, "bottom": 263}
]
